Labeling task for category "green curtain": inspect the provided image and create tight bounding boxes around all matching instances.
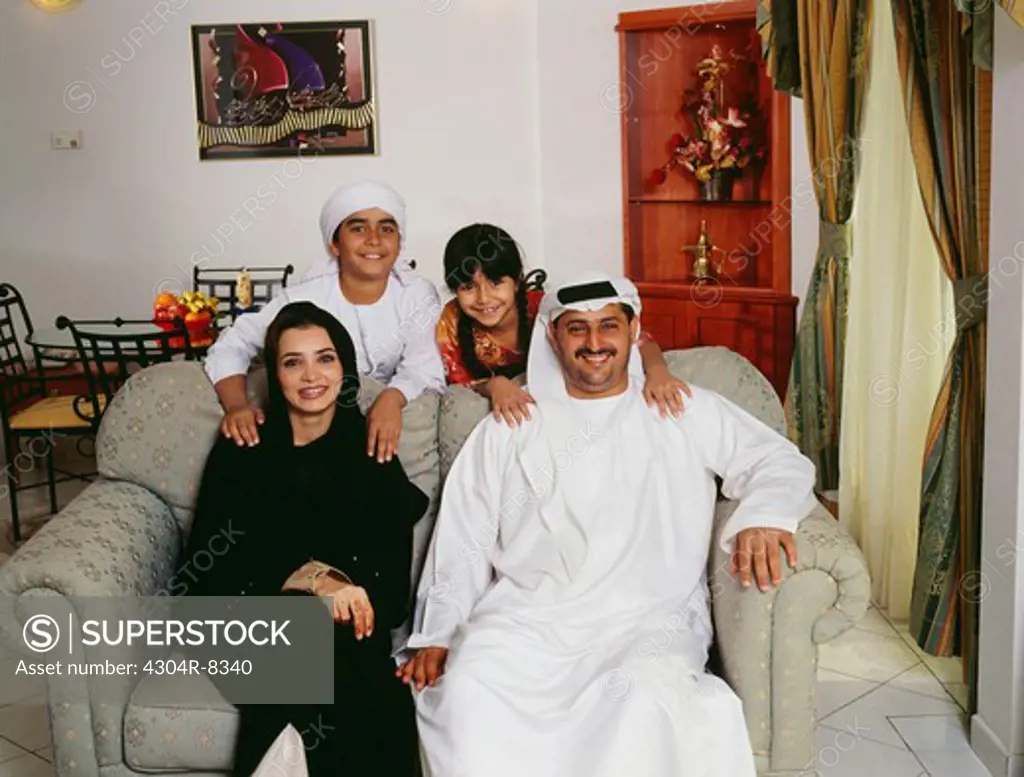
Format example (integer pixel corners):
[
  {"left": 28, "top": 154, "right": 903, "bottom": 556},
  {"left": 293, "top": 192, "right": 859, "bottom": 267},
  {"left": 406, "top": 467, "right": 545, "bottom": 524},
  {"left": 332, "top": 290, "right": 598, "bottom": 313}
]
[
  {"left": 758, "top": 0, "right": 874, "bottom": 492},
  {"left": 892, "top": 0, "right": 992, "bottom": 711}
]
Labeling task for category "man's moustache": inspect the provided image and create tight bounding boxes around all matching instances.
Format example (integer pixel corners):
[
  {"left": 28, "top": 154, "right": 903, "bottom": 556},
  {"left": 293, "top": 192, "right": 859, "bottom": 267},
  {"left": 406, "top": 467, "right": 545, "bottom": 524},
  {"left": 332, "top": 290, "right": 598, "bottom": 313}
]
[{"left": 574, "top": 349, "right": 616, "bottom": 359}]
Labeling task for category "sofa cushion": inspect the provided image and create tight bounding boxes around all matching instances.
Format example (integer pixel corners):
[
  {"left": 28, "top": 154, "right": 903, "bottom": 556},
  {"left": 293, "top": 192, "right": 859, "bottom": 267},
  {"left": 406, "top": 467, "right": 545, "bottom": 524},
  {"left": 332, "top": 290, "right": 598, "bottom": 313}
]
[
  {"left": 96, "top": 362, "right": 442, "bottom": 545},
  {"left": 438, "top": 384, "right": 491, "bottom": 482},
  {"left": 124, "top": 669, "right": 238, "bottom": 773},
  {"left": 95, "top": 362, "right": 224, "bottom": 524},
  {"left": 436, "top": 347, "right": 785, "bottom": 483}
]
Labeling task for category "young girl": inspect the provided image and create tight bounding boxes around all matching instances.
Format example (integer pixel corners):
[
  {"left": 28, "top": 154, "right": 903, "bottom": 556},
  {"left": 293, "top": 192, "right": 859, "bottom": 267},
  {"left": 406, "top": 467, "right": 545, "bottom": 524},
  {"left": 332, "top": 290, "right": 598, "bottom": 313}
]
[
  {"left": 436, "top": 223, "right": 689, "bottom": 425},
  {"left": 186, "top": 302, "right": 427, "bottom": 776}
]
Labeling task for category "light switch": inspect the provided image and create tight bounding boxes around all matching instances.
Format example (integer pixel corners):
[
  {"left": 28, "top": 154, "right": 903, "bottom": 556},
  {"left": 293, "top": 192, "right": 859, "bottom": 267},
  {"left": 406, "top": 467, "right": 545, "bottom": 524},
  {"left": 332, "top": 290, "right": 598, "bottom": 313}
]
[{"left": 51, "top": 130, "right": 83, "bottom": 150}]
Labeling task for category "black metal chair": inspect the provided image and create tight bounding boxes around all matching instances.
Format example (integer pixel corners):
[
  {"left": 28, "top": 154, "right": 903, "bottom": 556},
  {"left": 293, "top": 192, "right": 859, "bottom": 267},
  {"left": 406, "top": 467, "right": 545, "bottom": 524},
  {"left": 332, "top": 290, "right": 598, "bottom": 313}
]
[
  {"left": 193, "top": 265, "right": 295, "bottom": 328},
  {"left": 0, "top": 284, "right": 96, "bottom": 543},
  {"left": 56, "top": 317, "right": 197, "bottom": 433}
]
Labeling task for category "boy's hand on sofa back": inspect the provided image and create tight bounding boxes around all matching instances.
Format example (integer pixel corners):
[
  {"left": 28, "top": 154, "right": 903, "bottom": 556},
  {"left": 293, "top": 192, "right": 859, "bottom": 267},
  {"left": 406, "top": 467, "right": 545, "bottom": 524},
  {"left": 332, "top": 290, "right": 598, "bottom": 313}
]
[
  {"left": 367, "top": 387, "right": 406, "bottom": 463},
  {"left": 220, "top": 405, "right": 265, "bottom": 447},
  {"left": 215, "top": 374, "right": 265, "bottom": 446}
]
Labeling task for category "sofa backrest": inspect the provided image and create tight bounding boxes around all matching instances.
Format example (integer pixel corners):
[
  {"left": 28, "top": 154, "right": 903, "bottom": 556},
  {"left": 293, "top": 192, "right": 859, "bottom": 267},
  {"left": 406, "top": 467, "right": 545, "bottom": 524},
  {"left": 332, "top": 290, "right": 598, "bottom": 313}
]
[{"left": 436, "top": 345, "right": 786, "bottom": 482}]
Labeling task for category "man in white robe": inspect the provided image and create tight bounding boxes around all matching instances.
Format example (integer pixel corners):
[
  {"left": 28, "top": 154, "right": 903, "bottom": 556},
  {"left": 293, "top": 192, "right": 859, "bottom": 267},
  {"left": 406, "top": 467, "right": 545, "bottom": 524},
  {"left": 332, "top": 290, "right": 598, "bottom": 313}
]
[{"left": 398, "top": 274, "right": 818, "bottom": 777}]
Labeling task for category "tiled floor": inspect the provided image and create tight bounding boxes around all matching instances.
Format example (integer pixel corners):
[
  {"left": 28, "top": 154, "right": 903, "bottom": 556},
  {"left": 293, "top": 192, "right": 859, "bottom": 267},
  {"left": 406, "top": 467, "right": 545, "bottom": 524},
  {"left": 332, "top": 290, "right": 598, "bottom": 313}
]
[
  {"left": 813, "top": 606, "right": 990, "bottom": 777},
  {"left": 0, "top": 444, "right": 996, "bottom": 776}
]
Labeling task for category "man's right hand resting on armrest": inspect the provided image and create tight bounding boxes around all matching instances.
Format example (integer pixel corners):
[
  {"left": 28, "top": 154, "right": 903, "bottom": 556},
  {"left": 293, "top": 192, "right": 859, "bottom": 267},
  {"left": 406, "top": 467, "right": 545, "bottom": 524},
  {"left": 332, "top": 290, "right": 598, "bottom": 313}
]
[{"left": 397, "top": 647, "right": 449, "bottom": 691}]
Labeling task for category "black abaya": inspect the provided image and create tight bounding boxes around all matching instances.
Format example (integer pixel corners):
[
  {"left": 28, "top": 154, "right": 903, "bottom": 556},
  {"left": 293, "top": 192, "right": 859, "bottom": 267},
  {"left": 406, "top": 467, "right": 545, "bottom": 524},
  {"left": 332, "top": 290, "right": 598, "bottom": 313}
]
[{"left": 183, "top": 422, "right": 428, "bottom": 776}]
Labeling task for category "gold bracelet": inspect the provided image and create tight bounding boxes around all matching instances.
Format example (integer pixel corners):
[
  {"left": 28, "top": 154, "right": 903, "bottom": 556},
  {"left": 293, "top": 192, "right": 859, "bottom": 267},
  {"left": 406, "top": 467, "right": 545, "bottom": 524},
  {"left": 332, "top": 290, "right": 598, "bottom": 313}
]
[{"left": 307, "top": 563, "right": 330, "bottom": 593}]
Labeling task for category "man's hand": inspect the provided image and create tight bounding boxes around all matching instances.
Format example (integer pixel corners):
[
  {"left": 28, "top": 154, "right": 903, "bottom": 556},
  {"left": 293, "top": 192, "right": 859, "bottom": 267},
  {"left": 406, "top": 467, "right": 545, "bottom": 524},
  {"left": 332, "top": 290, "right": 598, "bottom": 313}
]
[
  {"left": 396, "top": 646, "right": 449, "bottom": 691},
  {"left": 642, "top": 365, "right": 691, "bottom": 419},
  {"left": 732, "top": 527, "right": 798, "bottom": 592},
  {"left": 220, "top": 405, "right": 265, "bottom": 447},
  {"left": 367, "top": 387, "right": 406, "bottom": 463}
]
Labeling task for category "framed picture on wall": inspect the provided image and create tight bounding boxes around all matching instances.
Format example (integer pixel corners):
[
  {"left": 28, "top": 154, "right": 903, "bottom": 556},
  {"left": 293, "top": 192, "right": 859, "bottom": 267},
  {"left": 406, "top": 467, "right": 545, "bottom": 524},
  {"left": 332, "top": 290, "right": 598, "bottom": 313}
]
[{"left": 190, "top": 20, "right": 376, "bottom": 160}]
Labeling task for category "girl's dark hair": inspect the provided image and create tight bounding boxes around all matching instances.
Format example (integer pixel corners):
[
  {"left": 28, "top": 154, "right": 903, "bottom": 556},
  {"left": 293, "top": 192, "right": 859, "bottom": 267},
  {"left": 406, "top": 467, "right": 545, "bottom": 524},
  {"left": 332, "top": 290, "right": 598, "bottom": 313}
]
[
  {"left": 261, "top": 301, "right": 364, "bottom": 445},
  {"left": 442, "top": 223, "right": 531, "bottom": 381}
]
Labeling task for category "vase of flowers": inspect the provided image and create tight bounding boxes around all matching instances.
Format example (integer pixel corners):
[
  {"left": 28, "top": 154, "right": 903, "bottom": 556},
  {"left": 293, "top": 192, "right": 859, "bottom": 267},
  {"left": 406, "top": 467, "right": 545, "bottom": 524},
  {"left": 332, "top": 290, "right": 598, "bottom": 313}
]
[
  {"left": 650, "top": 45, "right": 765, "bottom": 201},
  {"left": 699, "top": 171, "right": 736, "bottom": 202}
]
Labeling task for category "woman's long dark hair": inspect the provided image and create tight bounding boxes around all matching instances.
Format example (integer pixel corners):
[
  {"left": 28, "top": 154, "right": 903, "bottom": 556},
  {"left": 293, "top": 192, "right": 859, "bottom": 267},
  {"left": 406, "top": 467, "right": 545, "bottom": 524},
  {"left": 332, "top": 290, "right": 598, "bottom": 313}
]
[
  {"left": 442, "top": 223, "right": 531, "bottom": 381},
  {"left": 261, "top": 301, "right": 365, "bottom": 448}
]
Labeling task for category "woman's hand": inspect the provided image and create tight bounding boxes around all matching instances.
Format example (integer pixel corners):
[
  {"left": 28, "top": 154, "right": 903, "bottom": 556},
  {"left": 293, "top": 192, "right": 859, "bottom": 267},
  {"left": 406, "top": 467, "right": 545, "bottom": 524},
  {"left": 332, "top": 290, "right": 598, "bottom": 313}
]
[
  {"left": 367, "top": 388, "right": 406, "bottom": 463},
  {"left": 396, "top": 646, "right": 449, "bottom": 690},
  {"left": 485, "top": 376, "right": 535, "bottom": 427},
  {"left": 220, "top": 405, "right": 265, "bottom": 446},
  {"left": 642, "top": 366, "right": 691, "bottom": 419},
  {"left": 317, "top": 576, "right": 375, "bottom": 639}
]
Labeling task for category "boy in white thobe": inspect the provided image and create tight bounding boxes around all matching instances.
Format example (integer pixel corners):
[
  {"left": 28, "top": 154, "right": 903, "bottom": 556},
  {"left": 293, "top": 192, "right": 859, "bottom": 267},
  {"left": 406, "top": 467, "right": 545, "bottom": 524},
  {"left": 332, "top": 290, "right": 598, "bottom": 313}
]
[
  {"left": 205, "top": 181, "right": 446, "bottom": 462},
  {"left": 398, "top": 275, "right": 817, "bottom": 777}
]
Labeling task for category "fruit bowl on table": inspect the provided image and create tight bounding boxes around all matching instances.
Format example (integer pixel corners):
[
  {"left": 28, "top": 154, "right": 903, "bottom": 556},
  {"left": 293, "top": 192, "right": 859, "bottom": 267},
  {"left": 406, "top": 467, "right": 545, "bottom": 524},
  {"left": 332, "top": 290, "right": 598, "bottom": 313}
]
[
  {"left": 151, "top": 315, "right": 215, "bottom": 349},
  {"left": 151, "top": 291, "right": 219, "bottom": 349}
]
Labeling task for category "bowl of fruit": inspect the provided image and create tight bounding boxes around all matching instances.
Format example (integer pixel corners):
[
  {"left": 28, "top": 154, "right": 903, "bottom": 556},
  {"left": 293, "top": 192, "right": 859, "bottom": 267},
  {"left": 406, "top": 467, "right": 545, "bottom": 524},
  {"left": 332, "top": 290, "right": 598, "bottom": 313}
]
[{"left": 152, "top": 291, "right": 219, "bottom": 347}]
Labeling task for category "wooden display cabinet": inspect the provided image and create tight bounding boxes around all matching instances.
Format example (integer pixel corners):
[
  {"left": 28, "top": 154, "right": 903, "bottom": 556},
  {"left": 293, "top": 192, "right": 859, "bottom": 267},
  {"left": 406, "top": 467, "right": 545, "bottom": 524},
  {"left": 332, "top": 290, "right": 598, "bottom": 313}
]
[{"left": 617, "top": 0, "right": 796, "bottom": 397}]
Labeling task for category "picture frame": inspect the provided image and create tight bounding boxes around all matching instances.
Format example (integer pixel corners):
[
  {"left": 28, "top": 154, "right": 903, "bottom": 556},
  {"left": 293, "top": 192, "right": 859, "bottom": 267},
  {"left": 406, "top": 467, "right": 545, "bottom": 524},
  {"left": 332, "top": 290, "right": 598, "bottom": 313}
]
[{"left": 190, "top": 20, "right": 376, "bottom": 160}]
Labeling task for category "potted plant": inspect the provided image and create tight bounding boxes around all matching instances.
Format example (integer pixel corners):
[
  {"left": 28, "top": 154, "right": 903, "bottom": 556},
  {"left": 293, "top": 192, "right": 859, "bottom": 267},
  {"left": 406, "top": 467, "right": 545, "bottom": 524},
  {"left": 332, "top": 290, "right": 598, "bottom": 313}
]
[{"left": 650, "top": 45, "right": 765, "bottom": 201}]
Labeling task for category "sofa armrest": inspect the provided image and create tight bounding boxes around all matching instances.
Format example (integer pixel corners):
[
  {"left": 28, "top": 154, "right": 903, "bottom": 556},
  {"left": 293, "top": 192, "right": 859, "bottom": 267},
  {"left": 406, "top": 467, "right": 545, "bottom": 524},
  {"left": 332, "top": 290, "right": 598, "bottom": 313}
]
[
  {"left": 710, "top": 503, "right": 870, "bottom": 774},
  {"left": 0, "top": 478, "right": 183, "bottom": 776},
  {"left": 0, "top": 479, "right": 182, "bottom": 600}
]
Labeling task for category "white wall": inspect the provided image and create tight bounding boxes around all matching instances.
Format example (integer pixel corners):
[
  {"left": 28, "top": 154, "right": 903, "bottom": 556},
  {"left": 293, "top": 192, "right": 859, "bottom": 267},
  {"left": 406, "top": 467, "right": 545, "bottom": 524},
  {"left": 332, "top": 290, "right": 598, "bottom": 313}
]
[
  {"left": 974, "top": 8, "right": 1024, "bottom": 777},
  {"left": 0, "top": 0, "right": 813, "bottom": 331},
  {"left": 534, "top": 0, "right": 816, "bottom": 307},
  {"left": 0, "top": 0, "right": 542, "bottom": 326}
]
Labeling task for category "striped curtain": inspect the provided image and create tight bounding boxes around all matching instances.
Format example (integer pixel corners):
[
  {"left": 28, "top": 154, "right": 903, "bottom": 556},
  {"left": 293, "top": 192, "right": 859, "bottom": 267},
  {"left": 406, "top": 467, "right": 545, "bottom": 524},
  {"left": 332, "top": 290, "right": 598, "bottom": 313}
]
[
  {"left": 891, "top": 1, "right": 992, "bottom": 710},
  {"left": 757, "top": 0, "right": 874, "bottom": 492}
]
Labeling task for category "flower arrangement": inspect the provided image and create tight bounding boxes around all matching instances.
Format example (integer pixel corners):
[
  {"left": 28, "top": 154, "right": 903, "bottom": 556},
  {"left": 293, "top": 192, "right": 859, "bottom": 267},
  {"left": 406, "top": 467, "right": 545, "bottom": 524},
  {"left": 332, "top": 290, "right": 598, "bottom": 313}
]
[{"left": 651, "top": 45, "right": 766, "bottom": 197}]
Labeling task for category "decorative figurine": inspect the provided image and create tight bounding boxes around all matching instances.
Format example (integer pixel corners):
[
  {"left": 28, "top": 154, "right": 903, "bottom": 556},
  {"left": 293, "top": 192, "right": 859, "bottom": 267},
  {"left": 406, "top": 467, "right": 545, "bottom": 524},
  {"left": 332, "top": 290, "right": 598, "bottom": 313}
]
[
  {"left": 681, "top": 220, "right": 726, "bottom": 281},
  {"left": 236, "top": 268, "right": 254, "bottom": 311}
]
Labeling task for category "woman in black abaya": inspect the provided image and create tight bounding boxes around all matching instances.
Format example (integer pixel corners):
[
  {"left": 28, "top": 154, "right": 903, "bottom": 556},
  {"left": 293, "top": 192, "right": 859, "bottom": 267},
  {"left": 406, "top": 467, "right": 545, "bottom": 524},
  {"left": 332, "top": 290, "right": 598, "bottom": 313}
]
[{"left": 182, "top": 301, "right": 427, "bottom": 776}]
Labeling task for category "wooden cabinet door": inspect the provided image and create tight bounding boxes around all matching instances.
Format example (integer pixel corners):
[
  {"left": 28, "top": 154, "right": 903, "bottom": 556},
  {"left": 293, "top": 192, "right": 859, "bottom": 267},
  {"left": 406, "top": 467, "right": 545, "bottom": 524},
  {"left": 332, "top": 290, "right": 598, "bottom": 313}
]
[
  {"left": 690, "top": 301, "right": 775, "bottom": 384},
  {"left": 637, "top": 296, "right": 692, "bottom": 349},
  {"left": 638, "top": 292, "right": 795, "bottom": 398}
]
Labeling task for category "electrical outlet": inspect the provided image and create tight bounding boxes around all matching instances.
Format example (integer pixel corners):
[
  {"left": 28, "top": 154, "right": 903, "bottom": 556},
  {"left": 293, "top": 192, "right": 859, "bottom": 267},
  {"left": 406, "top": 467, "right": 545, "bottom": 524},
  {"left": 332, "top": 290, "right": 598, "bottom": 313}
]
[{"left": 51, "top": 130, "right": 83, "bottom": 150}]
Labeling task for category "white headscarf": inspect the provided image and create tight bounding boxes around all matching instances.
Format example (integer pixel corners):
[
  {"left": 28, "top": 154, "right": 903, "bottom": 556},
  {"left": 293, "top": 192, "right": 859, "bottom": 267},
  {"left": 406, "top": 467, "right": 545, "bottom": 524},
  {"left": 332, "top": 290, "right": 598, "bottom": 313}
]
[
  {"left": 305, "top": 181, "right": 414, "bottom": 281},
  {"left": 512, "top": 273, "right": 648, "bottom": 583},
  {"left": 527, "top": 273, "right": 645, "bottom": 403}
]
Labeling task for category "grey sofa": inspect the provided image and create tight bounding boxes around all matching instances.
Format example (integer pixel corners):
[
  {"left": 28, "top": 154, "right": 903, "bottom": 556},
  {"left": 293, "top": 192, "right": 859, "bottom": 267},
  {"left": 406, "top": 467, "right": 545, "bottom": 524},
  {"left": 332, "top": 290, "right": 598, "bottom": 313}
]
[{"left": 0, "top": 347, "right": 870, "bottom": 777}]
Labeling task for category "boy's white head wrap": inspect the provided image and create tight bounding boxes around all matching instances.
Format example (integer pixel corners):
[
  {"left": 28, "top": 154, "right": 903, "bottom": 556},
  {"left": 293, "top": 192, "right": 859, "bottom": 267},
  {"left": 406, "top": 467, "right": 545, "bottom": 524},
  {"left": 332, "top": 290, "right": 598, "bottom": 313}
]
[{"left": 305, "top": 181, "right": 413, "bottom": 281}]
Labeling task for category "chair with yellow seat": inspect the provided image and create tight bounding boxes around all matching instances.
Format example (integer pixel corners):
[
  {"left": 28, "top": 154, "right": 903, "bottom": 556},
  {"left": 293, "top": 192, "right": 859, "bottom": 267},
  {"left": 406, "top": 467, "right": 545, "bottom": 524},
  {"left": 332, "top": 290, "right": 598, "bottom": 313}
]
[{"left": 0, "top": 285, "right": 97, "bottom": 543}]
